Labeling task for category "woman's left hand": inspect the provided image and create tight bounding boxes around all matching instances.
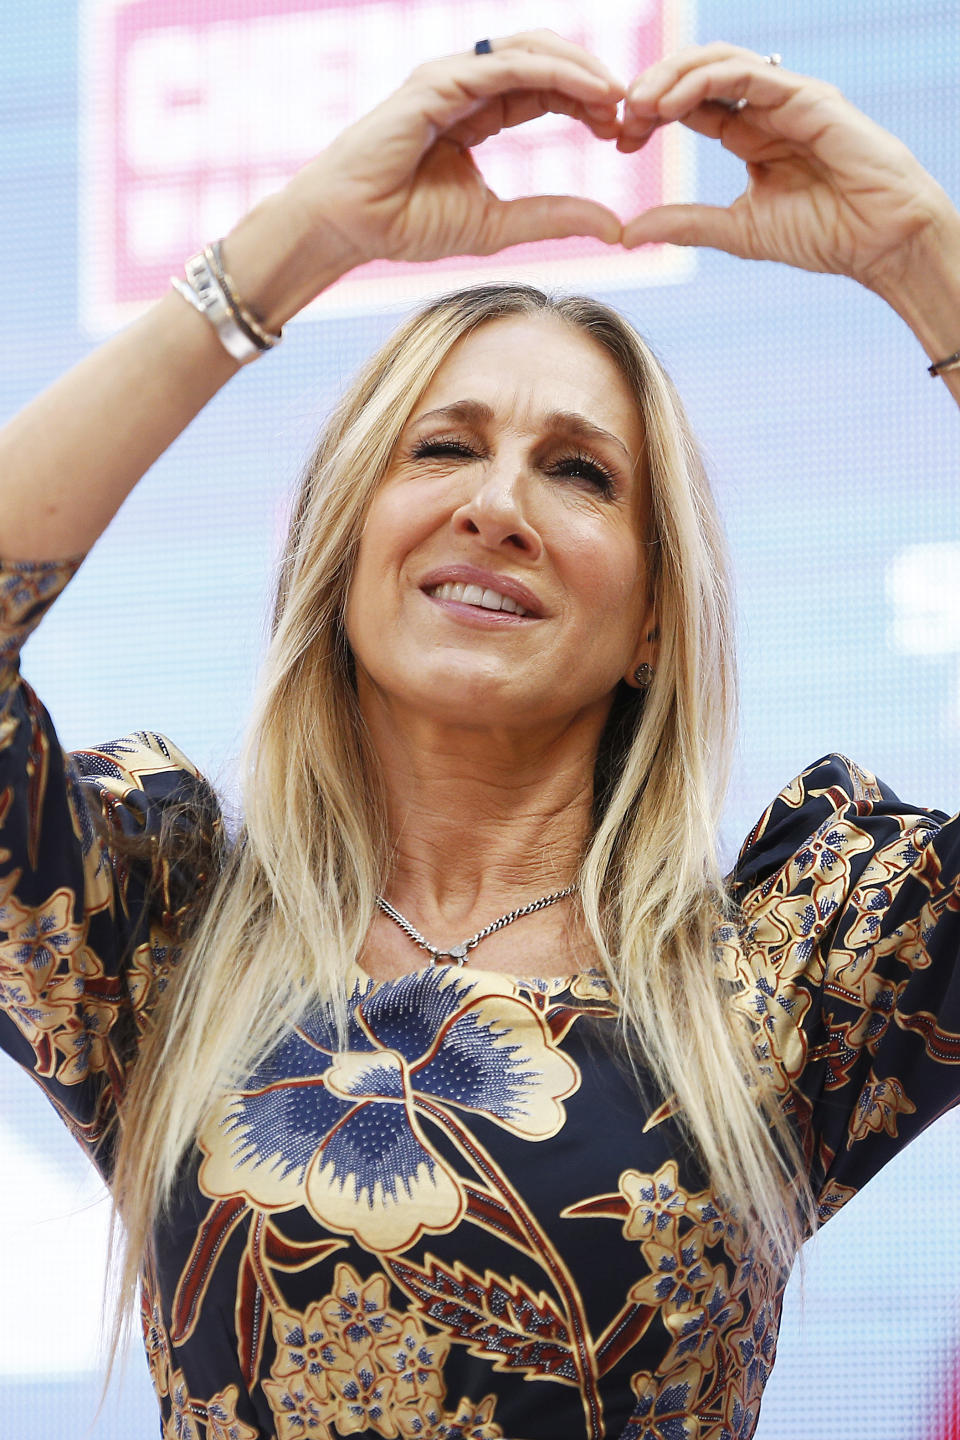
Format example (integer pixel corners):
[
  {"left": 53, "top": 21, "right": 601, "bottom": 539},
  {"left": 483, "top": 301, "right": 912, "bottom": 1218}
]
[{"left": 619, "top": 43, "right": 958, "bottom": 294}]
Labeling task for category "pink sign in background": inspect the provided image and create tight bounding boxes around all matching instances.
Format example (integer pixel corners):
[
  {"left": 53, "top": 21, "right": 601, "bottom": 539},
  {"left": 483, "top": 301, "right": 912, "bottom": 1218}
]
[{"left": 81, "top": 0, "right": 693, "bottom": 327}]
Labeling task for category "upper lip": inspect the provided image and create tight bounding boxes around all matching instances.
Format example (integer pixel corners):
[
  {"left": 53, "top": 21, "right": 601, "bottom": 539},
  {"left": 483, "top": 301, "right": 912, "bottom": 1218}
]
[{"left": 419, "top": 564, "right": 545, "bottom": 618}]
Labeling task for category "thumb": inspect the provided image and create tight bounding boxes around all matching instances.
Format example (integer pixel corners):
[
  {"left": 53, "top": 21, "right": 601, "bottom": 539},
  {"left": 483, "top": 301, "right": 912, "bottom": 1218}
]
[
  {"left": 622, "top": 203, "right": 745, "bottom": 253},
  {"left": 484, "top": 194, "right": 623, "bottom": 251}
]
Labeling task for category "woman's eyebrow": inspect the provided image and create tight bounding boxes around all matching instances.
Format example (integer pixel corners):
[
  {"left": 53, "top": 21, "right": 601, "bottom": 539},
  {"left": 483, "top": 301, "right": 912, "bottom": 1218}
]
[
  {"left": 411, "top": 400, "right": 633, "bottom": 464},
  {"left": 544, "top": 411, "right": 633, "bottom": 465},
  {"left": 411, "top": 400, "right": 493, "bottom": 428}
]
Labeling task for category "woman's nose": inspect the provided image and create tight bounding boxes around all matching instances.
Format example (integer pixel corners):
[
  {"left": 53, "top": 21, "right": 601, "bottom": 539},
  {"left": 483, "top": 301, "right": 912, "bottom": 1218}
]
[{"left": 450, "top": 462, "right": 543, "bottom": 558}]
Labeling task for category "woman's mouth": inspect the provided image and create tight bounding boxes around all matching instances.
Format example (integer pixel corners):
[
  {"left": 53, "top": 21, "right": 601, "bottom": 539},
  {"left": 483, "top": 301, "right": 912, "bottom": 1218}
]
[{"left": 425, "top": 581, "right": 530, "bottom": 617}]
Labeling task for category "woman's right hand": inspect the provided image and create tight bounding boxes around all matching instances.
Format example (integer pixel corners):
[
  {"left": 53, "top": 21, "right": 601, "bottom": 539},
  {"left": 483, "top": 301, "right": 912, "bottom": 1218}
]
[{"left": 226, "top": 32, "right": 624, "bottom": 327}]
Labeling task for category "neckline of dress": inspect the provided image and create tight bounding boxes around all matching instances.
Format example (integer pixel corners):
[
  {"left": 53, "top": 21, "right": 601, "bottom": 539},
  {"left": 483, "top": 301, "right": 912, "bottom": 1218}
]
[{"left": 347, "top": 958, "right": 605, "bottom": 994}]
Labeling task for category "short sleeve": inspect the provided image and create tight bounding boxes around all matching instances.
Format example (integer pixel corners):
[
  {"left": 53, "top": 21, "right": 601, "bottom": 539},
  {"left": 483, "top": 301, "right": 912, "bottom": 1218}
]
[
  {"left": 719, "top": 754, "right": 960, "bottom": 1224},
  {"left": 0, "top": 558, "right": 222, "bottom": 1175}
]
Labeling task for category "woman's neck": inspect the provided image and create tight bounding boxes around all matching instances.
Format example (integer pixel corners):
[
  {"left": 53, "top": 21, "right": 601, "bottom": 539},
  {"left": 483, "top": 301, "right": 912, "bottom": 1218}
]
[{"left": 365, "top": 700, "right": 598, "bottom": 936}]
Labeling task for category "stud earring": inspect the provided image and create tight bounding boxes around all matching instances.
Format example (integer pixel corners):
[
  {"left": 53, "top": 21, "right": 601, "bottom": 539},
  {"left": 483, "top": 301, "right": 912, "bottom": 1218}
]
[{"left": 633, "top": 663, "right": 654, "bottom": 688}]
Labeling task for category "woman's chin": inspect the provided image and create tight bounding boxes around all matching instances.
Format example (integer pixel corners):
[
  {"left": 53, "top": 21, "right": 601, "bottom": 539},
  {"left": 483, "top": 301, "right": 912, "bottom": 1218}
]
[{"left": 357, "top": 660, "right": 615, "bottom": 740}]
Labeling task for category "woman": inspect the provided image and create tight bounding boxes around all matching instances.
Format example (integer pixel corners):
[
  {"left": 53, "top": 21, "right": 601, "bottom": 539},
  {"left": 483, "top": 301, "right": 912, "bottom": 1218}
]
[{"left": 1, "top": 31, "right": 958, "bottom": 1440}]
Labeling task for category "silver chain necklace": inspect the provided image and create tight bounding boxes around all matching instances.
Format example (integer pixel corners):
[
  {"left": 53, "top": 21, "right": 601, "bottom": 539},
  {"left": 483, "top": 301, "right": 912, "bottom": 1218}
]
[{"left": 375, "top": 886, "right": 578, "bottom": 966}]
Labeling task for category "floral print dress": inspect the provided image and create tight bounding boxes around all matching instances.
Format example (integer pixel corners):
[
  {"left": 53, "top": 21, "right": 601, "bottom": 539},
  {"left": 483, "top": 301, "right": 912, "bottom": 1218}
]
[{"left": 1, "top": 556, "right": 959, "bottom": 1440}]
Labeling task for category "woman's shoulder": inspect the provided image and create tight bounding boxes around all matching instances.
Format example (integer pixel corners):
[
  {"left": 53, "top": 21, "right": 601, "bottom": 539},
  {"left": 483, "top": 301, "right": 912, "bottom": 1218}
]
[
  {"left": 729, "top": 752, "right": 950, "bottom": 902},
  {"left": 70, "top": 730, "right": 213, "bottom": 805},
  {"left": 68, "top": 730, "right": 224, "bottom": 874},
  {"left": 71, "top": 737, "right": 210, "bottom": 794}
]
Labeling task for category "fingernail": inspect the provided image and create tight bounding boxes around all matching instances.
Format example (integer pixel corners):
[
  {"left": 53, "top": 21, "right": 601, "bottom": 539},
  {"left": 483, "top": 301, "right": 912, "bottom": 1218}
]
[{"left": 596, "top": 71, "right": 625, "bottom": 96}]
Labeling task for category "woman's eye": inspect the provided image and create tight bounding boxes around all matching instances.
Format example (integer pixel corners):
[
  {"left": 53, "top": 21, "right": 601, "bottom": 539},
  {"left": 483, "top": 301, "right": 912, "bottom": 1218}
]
[
  {"left": 408, "top": 438, "right": 615, "bottom": 495},
  {"left": 411, "top": 438, "right": 477, "bottom": 460},
  {"left": 550, "top": 452, "right": 617, "bottom": 496}
]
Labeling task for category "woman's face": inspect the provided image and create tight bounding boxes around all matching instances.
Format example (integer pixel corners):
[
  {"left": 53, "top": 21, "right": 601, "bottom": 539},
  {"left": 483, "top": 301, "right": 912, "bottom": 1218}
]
[{"left": 345, "top": 313, "right": 657, "bottom": 738}]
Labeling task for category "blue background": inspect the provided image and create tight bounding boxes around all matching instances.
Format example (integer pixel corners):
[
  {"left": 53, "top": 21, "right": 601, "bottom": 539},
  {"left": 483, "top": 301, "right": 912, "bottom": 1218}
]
[{"left": 1, "top": 2, "right": 959, "bottom": 1437}]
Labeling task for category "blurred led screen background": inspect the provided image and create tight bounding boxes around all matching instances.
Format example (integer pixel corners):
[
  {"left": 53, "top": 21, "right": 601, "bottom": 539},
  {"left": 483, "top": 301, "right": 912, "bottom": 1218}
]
[{"left": 1, "top": 1, "right": 959, "bottom": 1437}]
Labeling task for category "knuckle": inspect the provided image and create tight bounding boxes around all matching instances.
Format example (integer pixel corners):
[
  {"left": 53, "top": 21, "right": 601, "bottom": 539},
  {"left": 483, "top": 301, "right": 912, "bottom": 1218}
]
[
  {"left": 805, "top": 78, "right": 842, "bottom": 106},
  {"left": 501, "top": 27, "right": 561, "bottom": 51}
]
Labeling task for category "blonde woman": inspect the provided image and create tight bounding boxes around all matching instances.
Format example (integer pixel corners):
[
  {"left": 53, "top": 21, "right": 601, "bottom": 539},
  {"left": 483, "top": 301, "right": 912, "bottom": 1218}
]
[{"left": 1, "top": 32, "right": 959, "bottom": 1440}]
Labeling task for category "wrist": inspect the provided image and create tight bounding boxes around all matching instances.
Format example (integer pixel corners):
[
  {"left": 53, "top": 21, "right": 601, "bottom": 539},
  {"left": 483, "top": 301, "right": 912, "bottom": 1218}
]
[
  {"left": 220, "top": 188, "right": 359, "bottom": 335},
  {"left": 863, "top": 193, "right": 960, "bottom": 363}
]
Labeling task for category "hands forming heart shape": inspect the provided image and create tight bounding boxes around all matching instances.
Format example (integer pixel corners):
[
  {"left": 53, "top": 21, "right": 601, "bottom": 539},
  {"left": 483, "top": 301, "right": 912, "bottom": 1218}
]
[{"left": 282, "top": 30, "right": 954, "bottom": 301}]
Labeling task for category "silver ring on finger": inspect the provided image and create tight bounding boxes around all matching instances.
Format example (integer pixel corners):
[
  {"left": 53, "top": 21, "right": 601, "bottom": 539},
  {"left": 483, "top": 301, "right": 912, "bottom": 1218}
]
[
  {"left": 729, "top": 50, "right": 783, "bottom": 111},
  {"left": 474, "top": 38, "right": 493, "bottom": 54}
]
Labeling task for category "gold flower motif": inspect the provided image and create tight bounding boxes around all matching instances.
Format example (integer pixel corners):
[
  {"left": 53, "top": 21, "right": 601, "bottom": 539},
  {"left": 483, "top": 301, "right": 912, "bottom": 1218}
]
[
  {"left": 847, "top": 1070, "right": 916, "bottom": 1146},
  {"left": 375, "top": 1317, "right": 448, "bottom": 1405},
  {"left": 324, "top": 1352, "right": 397, "bottom": 1437},
  {"left": 261, "top": 1373, "right": 333, "bottom": 1439},
  {"left": 816, "top": 1179, "right": 859, "bottom": 1223},
  {"left": 620, "top": 1160, "right": 692, "bottom": 1243},
  {"left": 140, "top": 1282, "right": 172, "bottom": 1399},
  {"left": 271, "top": 1303, "right": 348, "bottom": 1401},
  {"left": 631, "top": 1232, "right": 712, "bottom": 1313},
  {"left": 163, "top": 1369, "right": 201, "bottom": 1440},
  {"left": 49, "top": 950, "right": 118, "bottom": 1084},
  {"left": 628, "top": 1365, "right": 702, "bottom": 1439},
  {"left": 205, "top": 1386, "right": 260, "bottom": 1440},
  {"left": 395, "top": 1394, "right": 503, "bottom": 1439},
  {"left": 0, "top": 885, "right": 82, "bottom": 991},
  {"left": 319, "top": 1264, "right": 400, "bottom": 1355}
]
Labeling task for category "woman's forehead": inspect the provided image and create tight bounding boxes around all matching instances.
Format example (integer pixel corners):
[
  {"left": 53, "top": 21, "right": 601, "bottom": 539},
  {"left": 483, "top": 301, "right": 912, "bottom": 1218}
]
[{"left": 413, "top": 313, "right": 644, "bottom": 460}]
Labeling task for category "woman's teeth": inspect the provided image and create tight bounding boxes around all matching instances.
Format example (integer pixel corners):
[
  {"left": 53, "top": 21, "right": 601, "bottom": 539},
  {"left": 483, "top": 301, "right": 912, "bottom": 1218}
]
[{"left": 428, "top": 581, "right": 528, "bottom": 616}]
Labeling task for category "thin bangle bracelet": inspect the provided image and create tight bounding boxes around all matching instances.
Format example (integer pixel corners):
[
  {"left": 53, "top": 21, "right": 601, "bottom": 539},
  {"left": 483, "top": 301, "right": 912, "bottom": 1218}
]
[
  {"left": 928, "top": 347, "right": 960, "bottom": 376},
  {"left": 206, "top": 241, "right": 282, "bottom": 351}
]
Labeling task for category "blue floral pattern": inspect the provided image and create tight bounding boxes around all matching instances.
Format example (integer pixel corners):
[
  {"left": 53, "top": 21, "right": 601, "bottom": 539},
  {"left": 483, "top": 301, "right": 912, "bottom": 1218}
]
[{"left": 199, "top": 966, "right": 579, "bottom": 1252}]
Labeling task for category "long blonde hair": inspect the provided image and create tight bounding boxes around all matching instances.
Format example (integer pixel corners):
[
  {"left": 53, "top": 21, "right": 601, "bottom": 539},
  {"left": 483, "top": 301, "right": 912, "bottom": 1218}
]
[{"left": 109, "top": 282, "right": 813, "bottom": 1363}]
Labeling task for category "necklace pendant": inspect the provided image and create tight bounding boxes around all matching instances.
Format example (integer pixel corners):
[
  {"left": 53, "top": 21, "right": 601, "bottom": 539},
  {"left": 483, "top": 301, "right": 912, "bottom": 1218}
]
[
  {"left": 428, "top": 946, "right": 467, "bottom": 967},
  {"left": 432, "top": 944, "right": 468, "bottom": 966}
]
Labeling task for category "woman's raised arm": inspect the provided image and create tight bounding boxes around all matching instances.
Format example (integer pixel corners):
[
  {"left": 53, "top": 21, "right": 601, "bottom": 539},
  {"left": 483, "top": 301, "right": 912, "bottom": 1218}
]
[
  {"left": 0, "top": 31, "right": 623, "bottom": 562},
  {"left": 619, "top": 43, "right": 960, "bottom": 408}
]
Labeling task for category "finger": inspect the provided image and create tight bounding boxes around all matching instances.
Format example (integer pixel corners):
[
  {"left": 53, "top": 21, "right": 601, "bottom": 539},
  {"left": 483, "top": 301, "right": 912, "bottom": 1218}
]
[
  {"left": 444, "top": 90, "right": 622, "bottom": 148},
  {"left": 671, "top": 101, "right": 794, "bottom": 165},
  {"left": 481, "top": 194, "right": 623, "bottom": 251},
  {"left": 412, "top": 48, "right": 624, "bottom": 135},
  {"left": 616, "top": 117, "right": 667, "bottom": 153},
  {"left": 645, "top": 58, "right": 804, "bottom": 123},
  {"left": 618, "top": 94, "right": 789, "bottom": 160},
  {"left": 579, "top": 100, "right": 624, "bottom": 141},
  {"left": 508, "top": 91, "right": 622, "bottom": 141},
  {"left": 624, "top": 41, "right": 769, "bottom": 117},
  {"left": 621, "top": 203, "right": 746, "bottom": 254},
  {"left": 484, "top": 28, "right": 625, "bottom": 92},
  {"left": 619, "top": 46, "right": 759, "bottom": 146}
]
